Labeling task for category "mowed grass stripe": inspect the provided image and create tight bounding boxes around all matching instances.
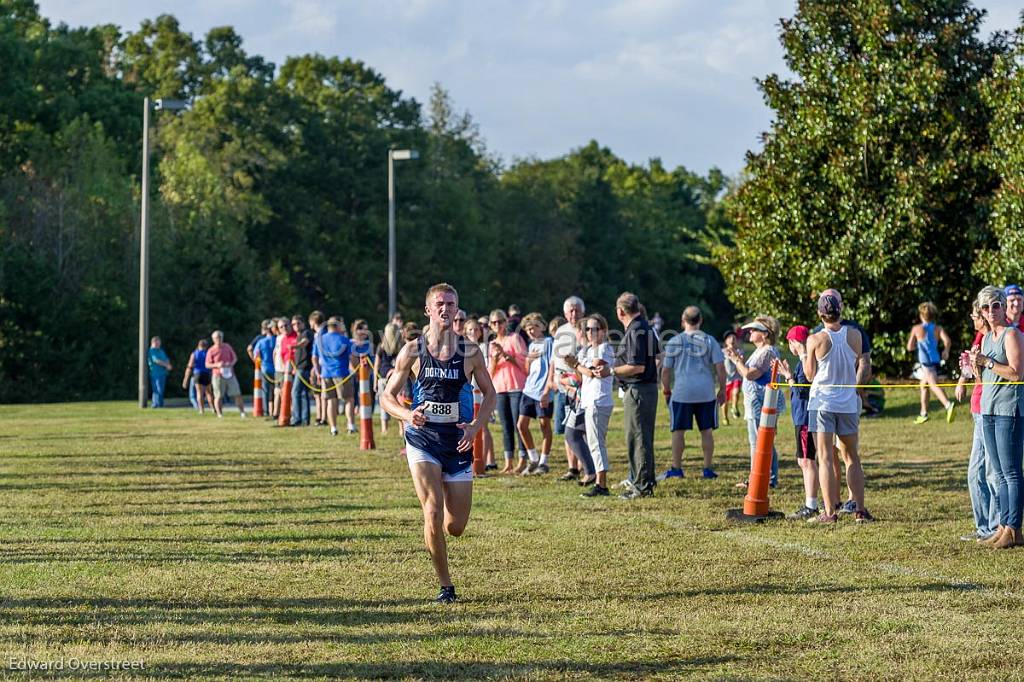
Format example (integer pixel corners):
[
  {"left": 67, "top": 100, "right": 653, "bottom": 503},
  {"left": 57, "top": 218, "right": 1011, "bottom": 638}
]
[{"left": 0, "top": 394, "right": 1022, "bottom": 679}]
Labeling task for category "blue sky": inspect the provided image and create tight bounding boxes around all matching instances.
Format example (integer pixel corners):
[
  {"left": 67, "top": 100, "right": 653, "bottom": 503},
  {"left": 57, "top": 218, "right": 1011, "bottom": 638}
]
[{"left": 38, "top": 0, "right": 1022, "bottom": 175}]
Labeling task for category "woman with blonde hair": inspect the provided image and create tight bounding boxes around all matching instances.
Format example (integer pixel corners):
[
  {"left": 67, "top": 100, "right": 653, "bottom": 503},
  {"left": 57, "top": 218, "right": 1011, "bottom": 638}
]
[
  {"left": 907, "top": 301, "right": 955, "bottom": 424},
  {"left": 724, "top": 315, "right": 785, "bottom": 489},
  {"left": 969, "top": 285, "right": 1024, "bottom": 548},
  {"left": 566, "top": 313, "right": 615, "bottom": 496},
  {"left": 375, "top": 322, "right": 403, "bottom": 435}
]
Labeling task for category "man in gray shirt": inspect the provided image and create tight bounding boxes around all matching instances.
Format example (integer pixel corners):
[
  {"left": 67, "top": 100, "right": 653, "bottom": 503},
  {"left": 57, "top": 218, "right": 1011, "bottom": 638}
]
[{"left": 660, "top": 306, "right": 726, "bottom": 480}]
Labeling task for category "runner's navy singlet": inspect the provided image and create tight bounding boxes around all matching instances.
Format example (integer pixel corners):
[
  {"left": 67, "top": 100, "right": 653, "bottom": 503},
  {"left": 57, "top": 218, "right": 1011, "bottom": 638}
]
[{"left": 405, "top": 336, "right": 475, "bottom": 474}]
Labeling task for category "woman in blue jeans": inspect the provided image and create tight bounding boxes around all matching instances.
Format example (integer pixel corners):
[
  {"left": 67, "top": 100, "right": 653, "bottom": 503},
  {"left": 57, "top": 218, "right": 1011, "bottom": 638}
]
[
  {"left": 971, "top": 285, "right": 1024, "bottom": 549},
  {"left": 956, "top": 302, "right": 998, "bottom": 541}
]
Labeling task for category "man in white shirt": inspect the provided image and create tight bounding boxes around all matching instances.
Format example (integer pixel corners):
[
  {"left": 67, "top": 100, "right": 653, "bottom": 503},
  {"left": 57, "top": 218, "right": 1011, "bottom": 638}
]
[{"left": 548, "top": 296, "right": 585, "bottom": 480}]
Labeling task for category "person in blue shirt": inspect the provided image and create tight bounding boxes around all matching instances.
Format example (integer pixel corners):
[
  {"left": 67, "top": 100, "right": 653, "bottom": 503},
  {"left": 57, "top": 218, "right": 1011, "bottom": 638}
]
[
  {"left": 253, "top": 322, "right": 276, "bottom": 419},
  {"left": 907, "top": 301, "right": 955, "bottom": 424},
  {"left": 516, "top": 314, "right": 555, "bottom": 475},
  {"left": 778, "top": 325, "right": 819, "bottom": 520},
  {"left": 182, "top": 339, "right": 212, "bottom": 413},
  {"left": 317, "top": 317, "right": 353, "bottom": 436},
  {"left": 147, "top": 336, "right": 172, "bottom": 408}
]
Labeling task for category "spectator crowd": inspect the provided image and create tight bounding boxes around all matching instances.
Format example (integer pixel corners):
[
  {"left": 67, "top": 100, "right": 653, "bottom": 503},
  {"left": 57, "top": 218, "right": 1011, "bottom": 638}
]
[{"left": 144, "top": 283, "right": 1024, "bottom": 546}]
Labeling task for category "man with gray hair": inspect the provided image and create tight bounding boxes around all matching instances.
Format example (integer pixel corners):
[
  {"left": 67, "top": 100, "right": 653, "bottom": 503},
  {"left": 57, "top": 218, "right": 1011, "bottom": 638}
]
[
  {"left": 548, "top": 296, "right": 586, "bottom": 480},
  {"left": 613, "top": 292, "right": 662, "bottom": 499},
  {"left": 205, "top": 330, "right": 247, "bottom": 418},
  {"left": 660, "top": 306, "right": 726, "bottom": 480}
]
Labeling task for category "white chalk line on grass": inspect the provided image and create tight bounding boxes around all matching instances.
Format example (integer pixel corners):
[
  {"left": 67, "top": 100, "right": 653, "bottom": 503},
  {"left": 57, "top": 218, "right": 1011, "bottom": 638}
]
[{"left": 646, "top": 514, "right": 1021, "bottom": 597}]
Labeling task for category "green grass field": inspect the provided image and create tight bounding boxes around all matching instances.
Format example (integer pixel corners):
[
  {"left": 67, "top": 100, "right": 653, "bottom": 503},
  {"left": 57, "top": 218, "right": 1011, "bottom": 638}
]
[{"left": 1, "top": 391, "right": 1022, "bottom": 680}]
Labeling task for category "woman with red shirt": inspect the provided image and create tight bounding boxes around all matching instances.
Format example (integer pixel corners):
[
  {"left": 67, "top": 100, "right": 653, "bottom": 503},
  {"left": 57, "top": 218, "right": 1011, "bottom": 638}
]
[{"left": 957, "top": 301, "right": 997, "bottom": 541}]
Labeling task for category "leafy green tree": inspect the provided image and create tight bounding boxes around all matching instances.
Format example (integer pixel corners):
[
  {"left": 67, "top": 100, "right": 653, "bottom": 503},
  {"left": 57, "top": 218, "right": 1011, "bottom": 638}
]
[
  {"left": 975, "top": 23, "right": 1024, "bottom": 289},
  {"left": 720, "top": 0, "right": 1001, "bottom": 369}
]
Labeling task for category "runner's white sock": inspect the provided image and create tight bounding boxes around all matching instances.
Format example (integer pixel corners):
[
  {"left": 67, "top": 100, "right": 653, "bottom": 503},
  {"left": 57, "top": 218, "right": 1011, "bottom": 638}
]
[
  {"left": 528, "top": 448, "right": 539, "bottom": 463},
  {"left": 539, "top": 453, "right": 548, "bottom": 466},
  {"left": 806, "top": 496, "right": 817, "bottom": 510}
]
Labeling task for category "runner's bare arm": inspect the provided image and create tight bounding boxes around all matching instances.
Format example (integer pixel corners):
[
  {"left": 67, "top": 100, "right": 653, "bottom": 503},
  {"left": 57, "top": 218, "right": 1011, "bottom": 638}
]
[
  {"left": 805, "top": 333, "right": 820, "bottom": 380},
  {"left": 938, "top": 326, "right": 952, "bottom": 361},
  {"left": 380, "top": 340, "right": 423, "bottom": 424}
]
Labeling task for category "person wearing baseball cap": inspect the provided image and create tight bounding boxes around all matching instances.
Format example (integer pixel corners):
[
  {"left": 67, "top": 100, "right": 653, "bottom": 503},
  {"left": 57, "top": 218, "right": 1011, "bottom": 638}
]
[
  {"left": 778, "top": 325, "right": 819, "bottom": 520},
  {"left": 806, "top": 293, "right": 873, "bottom": 524},
  {"left": 723, "top": 315, "right": 784, "bottom": 489},
  {"left": 810, "top": 288, "right": 873, "bottom": 515},
  {"left": 1004, "top": 284, "right": 1024, "bottom": 333}
]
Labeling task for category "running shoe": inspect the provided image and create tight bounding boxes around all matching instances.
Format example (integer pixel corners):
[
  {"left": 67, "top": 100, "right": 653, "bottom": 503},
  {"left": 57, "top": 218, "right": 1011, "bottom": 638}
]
[
  {"left": 657, "top": 467, "right": 684, "bottom": 481},
  {"left": 702, "top": 468, "right": 718, "bottom": 479},
  {"left": 485, "top": 464, "right": 498, "bottom": 472},
  {"left": 914, "top": 414, "right": 929, "bottom": 424},
  {"left": 960, "top": 531, "right": 985, "bottom": 542},
  {"left": 531, "top": 463, "right": 550, "bottom": 475},
  {"left": 347, "top": 425, "right": 356, "bottom": 434},
  {"left": 435, "top": 586, "right": 457, "bottom": 604},
  {"left": 787, "top": 506, "right": 817, "bottom": 520},
  {"left": 838, "top": 499, "right": 857, "bottom": 515},
  {"left": 330, "top": 427, "right": 338, "bottom": 436},
  {"left": 807, "top": 511, "right": 838, "bottom": 525},
  {"left": 559, "top": 469, "right": 580, "bottom": 481},
  {"left": 618, "top": 488, "right": 652, "bottom": 501},
  {"left": 520, "top": 461, "right": 539, "bottom": 476},
  {"left": 854, "top": 509, "right": 875, "bottom": 524},
  {"left": 581, "top": 485, "right": 610, "bottom": 497},
  {"left": 946, "top": 403, "right": 956, "bottom": 424}
]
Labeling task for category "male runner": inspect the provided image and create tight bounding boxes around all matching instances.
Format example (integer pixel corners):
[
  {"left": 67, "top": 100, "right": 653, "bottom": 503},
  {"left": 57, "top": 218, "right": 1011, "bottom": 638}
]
[{"left": 380, "top": 283, "right": 497, "bottom": 604}]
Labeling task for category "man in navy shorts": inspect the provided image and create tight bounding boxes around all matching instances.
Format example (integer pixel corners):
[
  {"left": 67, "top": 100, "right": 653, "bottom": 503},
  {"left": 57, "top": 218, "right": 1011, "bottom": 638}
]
[
  {"left": 659, "top": 306, "right": 726, "bottom": 480},
  {"left": 380, "top": 283, "right": 497, "bottom": 604}
]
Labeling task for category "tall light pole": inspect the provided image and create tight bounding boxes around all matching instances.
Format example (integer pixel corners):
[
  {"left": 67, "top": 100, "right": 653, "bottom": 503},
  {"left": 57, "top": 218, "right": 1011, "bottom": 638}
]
[
  {"left": 138, "top": 97, "right": 189, "bottom": 408},
  {"left": 387, "top": 148, "right": 419, "bottom": 321}
]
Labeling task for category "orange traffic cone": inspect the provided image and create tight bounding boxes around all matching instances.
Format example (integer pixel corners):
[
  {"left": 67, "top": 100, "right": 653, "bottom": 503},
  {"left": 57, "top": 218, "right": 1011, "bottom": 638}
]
[
  {"left": 253, "top": 357, "right": 265, "bottom": 417},
  {"left": 278, "top": 371, "right": 292, "bottom": 426},
  {"left": 359, "top": 358, "right": 376, "bottom": 450},
  {"left": 727, "top": 362, "right": 784, "bottom": 522}
]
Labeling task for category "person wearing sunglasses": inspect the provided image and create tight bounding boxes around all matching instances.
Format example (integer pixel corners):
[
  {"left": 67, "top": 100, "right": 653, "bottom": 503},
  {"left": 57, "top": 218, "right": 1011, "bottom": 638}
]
[
  {"left": 453, "top": 310, "right": 467, "bottom": 337},
  {"left": 487, "top": 309, "right": 529, "bottom": 473},
  {"left": 906, "top": 301, "right": 955, "bottom": 424},
  {"left": 566, "top": 314, "right": 615, "bottom": 496},
  {"left": 956, "top": 301, "right": 997, "bottom": 542},
  {"left": 969, "top": 285, "right": 1024, "bottom": 548}
]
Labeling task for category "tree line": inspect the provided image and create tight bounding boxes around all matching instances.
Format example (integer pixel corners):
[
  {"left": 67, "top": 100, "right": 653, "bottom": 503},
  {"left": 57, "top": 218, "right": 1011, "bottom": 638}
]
[
  {"left": 0, "top": 1, "right": 731, "bottom": 402},
  {"left": 6, "top": 0, "right": 1023, "bottom": 403}
]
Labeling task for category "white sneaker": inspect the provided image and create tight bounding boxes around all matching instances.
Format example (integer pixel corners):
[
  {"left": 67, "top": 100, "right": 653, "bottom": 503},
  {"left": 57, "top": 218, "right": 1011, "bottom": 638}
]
[
  {"left": 217, "top": 414, "right": 224, "bottom": 419},
  {"left": 330, "top": 427, "right": 338, "bottom": 436},
  {"left": 239, "top": 413, "right": 247, "bottom": 419}
]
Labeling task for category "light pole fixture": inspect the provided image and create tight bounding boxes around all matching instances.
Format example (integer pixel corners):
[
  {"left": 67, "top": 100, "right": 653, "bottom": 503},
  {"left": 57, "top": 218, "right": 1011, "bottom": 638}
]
[
  {"left": 138, "top": 96, "right": 189, "bottom": 408},
  {"left": 387, "top": 148, "right": 419, "bottom": 321}
]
